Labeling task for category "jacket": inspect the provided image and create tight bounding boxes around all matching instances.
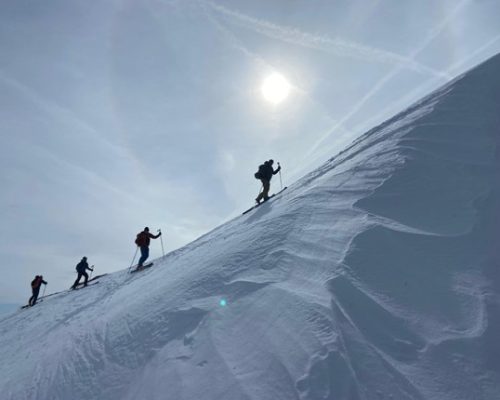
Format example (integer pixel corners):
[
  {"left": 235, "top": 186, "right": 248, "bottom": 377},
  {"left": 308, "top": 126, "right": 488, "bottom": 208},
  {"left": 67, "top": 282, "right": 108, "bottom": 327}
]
[
  {"left": 76, "top": 260, "right": 92, "bottom": 274},
  {"left": 136, "top": 231, "right": 160, "bottom": 247},
  {"left": 258, "top": 162, "right": 280, "bottom": 181},
  {"left": 31, "top": 277, "right": 47, "bottom": 290}
]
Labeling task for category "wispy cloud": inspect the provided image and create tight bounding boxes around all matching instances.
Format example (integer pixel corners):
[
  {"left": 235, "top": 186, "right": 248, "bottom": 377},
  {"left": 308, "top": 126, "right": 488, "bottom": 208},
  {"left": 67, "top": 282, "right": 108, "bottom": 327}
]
[
  {"left": 0, "top": 70, "right": 124, "bottom": 155},
  {"left": 201, "top": 0, "right": 449, "bottom": 79},
  {"left": 0, "top": 69, "right": 150, "bottom": 206}
]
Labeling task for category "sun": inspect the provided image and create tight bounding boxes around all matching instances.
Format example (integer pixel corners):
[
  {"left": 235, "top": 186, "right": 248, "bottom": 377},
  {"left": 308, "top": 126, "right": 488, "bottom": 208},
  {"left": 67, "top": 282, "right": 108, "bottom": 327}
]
[{"left": 261, "top": 73, "right": 291, "bottom": 104}]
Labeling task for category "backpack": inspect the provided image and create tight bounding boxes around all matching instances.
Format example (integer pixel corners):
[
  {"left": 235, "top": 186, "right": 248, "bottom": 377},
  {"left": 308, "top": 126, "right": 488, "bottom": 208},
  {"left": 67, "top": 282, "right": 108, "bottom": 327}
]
[
  {"left": 31, "top": 277, "right": 38, "bottom": 289},
  {"left": 254, "top": 164, "right": 265, "bottom": 180},
  {"left": 135, "top": 232, "right": 148, "bottom": 247},
  {"left": 76, "top": 261, "right": 84, "bottom": 273}
]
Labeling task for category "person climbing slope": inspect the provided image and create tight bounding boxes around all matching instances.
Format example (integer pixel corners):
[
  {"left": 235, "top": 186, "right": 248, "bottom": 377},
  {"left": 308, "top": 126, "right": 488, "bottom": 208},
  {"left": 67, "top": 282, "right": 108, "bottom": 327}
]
[
  {"left": 254, "top": 159, "right": 281, "bottom": 204},
  {"left": 71, "top": 257, "right": 94, "bottom": 289},
  {"left": 29, "top": 275, "right": 47, "bottom": 306},
  {"left": 135, "top": 227, "right": 162, "bottom": 270}
]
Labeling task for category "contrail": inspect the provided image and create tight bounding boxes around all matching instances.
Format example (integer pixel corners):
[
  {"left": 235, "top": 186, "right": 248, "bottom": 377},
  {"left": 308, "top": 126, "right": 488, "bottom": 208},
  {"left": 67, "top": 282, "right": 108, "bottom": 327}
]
[
  {"left": 302, "top": 0, "right": 472, "bottom": 161},
  {"left": 198, "top": 0, "right": 341, "bottom": 124},
  {"left": 446, "top": 34, "right": 500, "bottom": 75},
  {"left": 202, "top": 0, "right": 449, "bottom": 79}
]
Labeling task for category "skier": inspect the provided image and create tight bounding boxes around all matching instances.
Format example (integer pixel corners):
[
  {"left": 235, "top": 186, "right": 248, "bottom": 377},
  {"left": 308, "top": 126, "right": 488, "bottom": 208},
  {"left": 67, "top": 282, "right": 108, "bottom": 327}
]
[
  {"left": 254, "top": 159, "right": 281, "bottom": 204},
  {"left": 29, "top": 275, "right": 47, "bottom": 306},
  {"left": 135, "top": 227, "right": 162, "bottom": 270},
  {"left": 71, "top": 257, "right": 94, "bottom": 289}
]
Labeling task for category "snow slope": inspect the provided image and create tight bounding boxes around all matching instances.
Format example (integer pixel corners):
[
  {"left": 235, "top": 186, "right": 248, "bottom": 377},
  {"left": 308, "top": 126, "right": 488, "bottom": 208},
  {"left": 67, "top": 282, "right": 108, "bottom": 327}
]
[{"left": 1, "top": 54, "right": 499, "bottom": 400}]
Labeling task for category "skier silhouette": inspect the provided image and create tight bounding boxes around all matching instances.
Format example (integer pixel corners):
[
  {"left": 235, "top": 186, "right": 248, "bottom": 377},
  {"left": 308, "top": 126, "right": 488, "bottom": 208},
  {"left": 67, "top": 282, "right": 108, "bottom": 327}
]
[
  {"left": 135, "top": 227, "right": 161, "bottom": 270},
  {"left": 29, "top": 275, "right": 47, "bottom": 306},
  {"left": 71, "top": 257, "right": 94, "bottom": 289},
  {"left": 254, "top": 159, "right": 281, "bottom": 204}
]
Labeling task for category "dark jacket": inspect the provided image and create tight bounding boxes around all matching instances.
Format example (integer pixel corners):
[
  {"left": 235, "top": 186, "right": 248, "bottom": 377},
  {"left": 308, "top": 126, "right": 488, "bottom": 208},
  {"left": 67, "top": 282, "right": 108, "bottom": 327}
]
[
  {"left": 258, "top": 161, "right": 281, "bottom": 181},
  {"left": 31, "top": 276, "right": 47, "bottom": 290},
  {"left": 136, "top": 231, "right": 161, "bottom": 247},
  {"left": 76, "top": 260, "right": 92, "bottom": 274}
]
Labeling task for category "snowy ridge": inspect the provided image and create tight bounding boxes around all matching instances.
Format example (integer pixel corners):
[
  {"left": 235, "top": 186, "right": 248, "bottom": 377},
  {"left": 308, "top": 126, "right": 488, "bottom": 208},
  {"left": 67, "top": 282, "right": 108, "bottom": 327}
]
[{"left": 1, "top": 55, "right": 499, "bottom": 400}]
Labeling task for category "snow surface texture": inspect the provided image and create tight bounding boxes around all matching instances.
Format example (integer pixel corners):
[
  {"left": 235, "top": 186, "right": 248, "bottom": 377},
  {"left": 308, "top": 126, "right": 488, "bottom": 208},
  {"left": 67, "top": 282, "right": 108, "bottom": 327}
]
[{"left": 1, "top": 55, "right": 499, "bottom": 400}]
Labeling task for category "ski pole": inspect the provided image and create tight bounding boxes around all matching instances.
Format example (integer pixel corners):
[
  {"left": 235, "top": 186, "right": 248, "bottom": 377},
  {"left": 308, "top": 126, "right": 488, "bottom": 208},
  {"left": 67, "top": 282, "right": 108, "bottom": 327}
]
[
  {"left": 128, "top": 246, "right": 139, "bottom": 273},
  {"left": 42, "top": 285, "right": 47, "bottom": 298},
  {"left": 158, "top": 229, "right": 165, "bottom": 257},
  {"left": 278, "top": 162, "right": 283, "bottom": 190},
  {"left": 89, "top": 265, "right": 94, "bottom": 280}
]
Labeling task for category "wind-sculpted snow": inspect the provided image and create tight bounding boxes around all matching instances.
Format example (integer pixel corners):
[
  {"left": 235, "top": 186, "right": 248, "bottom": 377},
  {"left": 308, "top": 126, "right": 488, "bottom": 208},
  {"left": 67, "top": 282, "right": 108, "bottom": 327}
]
[{"left": 1, "top": 55, "right": 499, "bottom": 400}]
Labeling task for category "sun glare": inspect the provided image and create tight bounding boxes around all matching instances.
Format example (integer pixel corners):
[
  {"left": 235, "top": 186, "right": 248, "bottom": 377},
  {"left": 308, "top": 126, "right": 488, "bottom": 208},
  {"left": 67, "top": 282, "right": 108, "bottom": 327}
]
[{"left": 261, "top": 73, "right": 291, "bottom": 104}]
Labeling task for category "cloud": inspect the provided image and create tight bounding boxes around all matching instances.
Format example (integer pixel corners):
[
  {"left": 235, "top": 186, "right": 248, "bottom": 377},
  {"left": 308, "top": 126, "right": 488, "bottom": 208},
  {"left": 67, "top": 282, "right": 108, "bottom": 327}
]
[{"left": 0, "top": 69, "right": 129, "bottom": 161}]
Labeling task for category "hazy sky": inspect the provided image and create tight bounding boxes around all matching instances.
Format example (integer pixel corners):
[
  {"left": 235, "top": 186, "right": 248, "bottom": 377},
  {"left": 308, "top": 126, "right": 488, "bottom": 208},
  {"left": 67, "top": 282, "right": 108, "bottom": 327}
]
[{"left": 1, "top": 0, "right": 500, "bottom": 306}]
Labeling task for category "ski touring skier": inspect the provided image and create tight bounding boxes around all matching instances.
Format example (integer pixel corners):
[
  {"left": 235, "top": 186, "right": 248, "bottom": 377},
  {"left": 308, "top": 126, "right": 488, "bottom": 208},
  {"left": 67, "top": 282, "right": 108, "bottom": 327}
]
[
  {"left": 135, "top": 227, "right": 162, "bottom": 270},
  {"left": 29, "top": 275, "right": 47, "bottom": 306},
  {"left": 71, "top": 257, "right": 94, "bottom": 289},
  {"left": 254, "top": 159, "right": 281, "bottom": 204}
]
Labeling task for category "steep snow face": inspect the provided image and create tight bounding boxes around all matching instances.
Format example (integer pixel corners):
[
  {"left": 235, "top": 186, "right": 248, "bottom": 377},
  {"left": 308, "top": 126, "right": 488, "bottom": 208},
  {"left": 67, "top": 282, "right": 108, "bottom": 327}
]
[{"left": 1, "top": 55, "right": 499, "bottom": 400}]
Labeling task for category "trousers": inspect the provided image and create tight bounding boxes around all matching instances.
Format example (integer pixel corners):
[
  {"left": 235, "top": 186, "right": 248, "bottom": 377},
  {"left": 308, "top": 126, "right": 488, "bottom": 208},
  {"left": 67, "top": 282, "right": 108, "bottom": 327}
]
[
  {"left": 138, "top": 246, "right": 149, "bottom": 266},
  {"left": 255, "top": 179, "right": 271, "bottom": 203},
  {"left": 72, "top": 271, "right": 89, "bottom": 288}
]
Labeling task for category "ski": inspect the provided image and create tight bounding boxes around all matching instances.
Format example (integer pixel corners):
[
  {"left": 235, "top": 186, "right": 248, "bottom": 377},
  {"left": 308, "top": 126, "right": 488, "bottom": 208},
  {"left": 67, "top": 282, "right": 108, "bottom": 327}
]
[
  {"left": 21, "top": 301, "right": 42, "bottom": 309},
  {"left": 71, "top": 281, "right": 100, "bottom": 290},
  {"left": 130, "top": 262, "right": 154, "bottom": 274},
  {"left": 71, "top": 273, "right": 106, "bottom": 289},
  {"left": 242, "top": 187, "right": 288, "bottom": 215}
]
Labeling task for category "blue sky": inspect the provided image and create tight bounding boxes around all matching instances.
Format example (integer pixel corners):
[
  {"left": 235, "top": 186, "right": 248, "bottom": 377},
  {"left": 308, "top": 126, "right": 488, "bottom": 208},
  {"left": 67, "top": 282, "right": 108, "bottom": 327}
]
[{"left": 1, "top": 0, "right": 500, "bottom": 307}]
